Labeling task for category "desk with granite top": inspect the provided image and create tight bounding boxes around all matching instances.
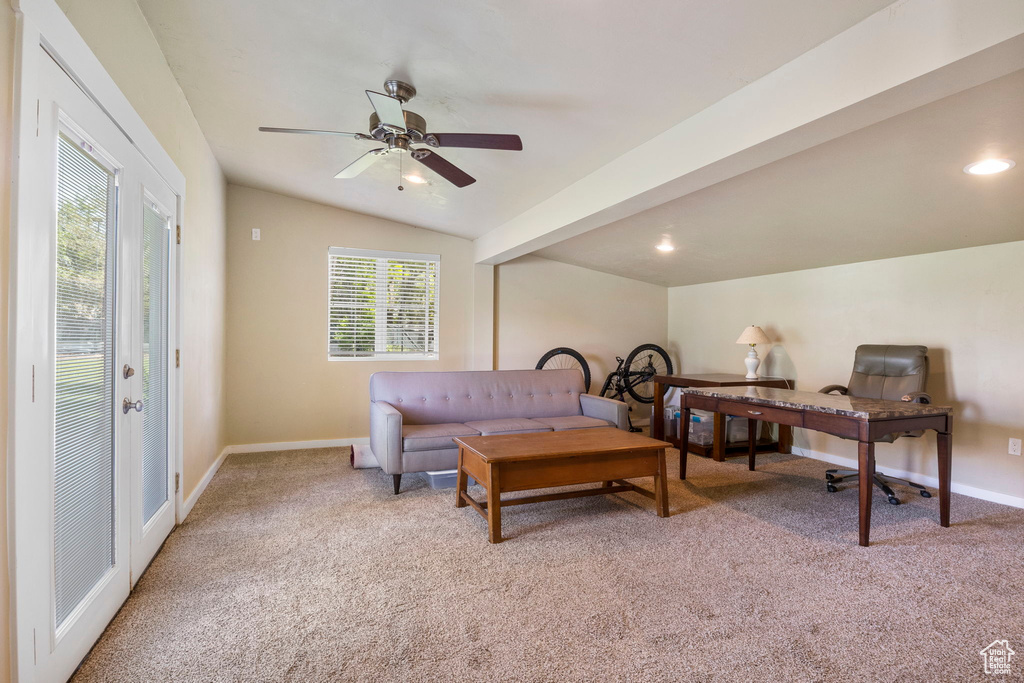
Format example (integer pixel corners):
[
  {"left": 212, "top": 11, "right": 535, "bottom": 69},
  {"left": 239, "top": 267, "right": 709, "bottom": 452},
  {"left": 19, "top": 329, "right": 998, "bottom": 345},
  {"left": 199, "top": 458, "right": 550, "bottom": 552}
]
[{"left": 675, "top": 386, "right": 953, "bottom": 547}]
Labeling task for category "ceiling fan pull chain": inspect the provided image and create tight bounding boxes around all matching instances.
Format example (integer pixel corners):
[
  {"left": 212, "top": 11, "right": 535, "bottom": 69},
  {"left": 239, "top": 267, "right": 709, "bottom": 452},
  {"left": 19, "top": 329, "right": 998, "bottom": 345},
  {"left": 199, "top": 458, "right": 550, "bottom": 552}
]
[{"left": 398, "top": 152, "right": 404, "bottom": 191}]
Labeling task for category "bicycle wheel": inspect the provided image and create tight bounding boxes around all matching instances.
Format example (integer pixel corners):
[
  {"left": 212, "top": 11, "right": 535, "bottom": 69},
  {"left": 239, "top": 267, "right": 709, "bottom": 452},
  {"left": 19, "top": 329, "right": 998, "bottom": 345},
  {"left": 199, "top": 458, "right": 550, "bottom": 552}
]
[
  {"left": 536, "top": 347, "right": 591, "bottom": 393},
  {"left": 623, "top": 343, "right": 673, "bottom": 403}
]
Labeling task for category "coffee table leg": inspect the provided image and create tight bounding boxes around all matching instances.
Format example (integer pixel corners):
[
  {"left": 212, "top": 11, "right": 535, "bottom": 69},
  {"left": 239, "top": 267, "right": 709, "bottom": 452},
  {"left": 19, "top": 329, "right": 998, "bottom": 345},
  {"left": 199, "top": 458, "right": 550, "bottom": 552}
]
[
  {"left": 487, "top": 463, "right": 502, "bottom": 544},
  {"left": 455, "top": 446, "right": 467, "bottom": 508},
  {"left": 858, "top": 441, "right": 874, "bottom": 547},
  {"left": 680, "top": 406, "right": 691, "bottom": 480},
  {"left": 655, "top": 448, "right": 669, "bottom": 517}
]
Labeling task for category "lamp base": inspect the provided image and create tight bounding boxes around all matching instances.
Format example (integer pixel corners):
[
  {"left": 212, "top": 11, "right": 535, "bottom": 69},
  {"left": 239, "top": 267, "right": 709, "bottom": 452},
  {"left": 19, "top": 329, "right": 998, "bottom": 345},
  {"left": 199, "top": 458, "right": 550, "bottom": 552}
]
[{"left": 744, "top": 349, "right": 761, "bottom": 380}]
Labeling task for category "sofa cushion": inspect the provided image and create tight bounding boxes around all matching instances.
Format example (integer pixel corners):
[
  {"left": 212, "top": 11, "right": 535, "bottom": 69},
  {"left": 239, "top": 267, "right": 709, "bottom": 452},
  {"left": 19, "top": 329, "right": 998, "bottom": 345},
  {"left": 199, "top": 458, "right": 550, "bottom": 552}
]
[
  {"left": 403, "top": 423, "right": 480, "bottom": 452},
  {"left": 532, "top": 416, "right": 615, "bottom": 431},
  {"left": 464, "top": 417, "right": 554, "bottom": 436}
]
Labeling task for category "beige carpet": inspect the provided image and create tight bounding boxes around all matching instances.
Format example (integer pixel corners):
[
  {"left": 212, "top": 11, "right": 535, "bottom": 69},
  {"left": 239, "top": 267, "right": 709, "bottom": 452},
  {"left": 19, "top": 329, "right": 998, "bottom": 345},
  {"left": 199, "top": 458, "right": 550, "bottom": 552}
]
[{"left": 72, "top": 447, "right": 1024, "bottom": 682}]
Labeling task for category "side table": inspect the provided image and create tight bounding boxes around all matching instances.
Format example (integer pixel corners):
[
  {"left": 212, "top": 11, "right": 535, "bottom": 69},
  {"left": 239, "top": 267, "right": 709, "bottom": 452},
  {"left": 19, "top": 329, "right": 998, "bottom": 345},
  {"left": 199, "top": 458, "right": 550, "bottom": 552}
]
[{"left": 652, "top": 374, "right": 793, "bottom": 461}]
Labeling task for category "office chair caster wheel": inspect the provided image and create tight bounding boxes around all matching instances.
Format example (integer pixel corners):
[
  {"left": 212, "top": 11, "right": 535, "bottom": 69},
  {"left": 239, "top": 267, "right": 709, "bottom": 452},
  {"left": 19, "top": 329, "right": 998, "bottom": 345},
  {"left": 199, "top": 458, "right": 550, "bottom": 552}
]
[
  {"left": 887, "top": 496, "right": 900, "bottom": 505},
  {"left": 920, "top": 490, "right": 932, "bottom": 498},
  {"left": 826, "top": 484, "right": 838, "bottom": 493}
]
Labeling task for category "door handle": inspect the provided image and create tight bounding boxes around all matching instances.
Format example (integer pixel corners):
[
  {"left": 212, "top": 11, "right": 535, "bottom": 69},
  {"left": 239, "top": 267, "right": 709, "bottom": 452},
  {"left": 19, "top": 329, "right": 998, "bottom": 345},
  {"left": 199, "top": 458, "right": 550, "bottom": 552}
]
[
  {"left": 123, "top": 398, "right": 144, "bottom": 414},
  {"left": 123, "top": 364, "right": 135, "bottom": 379},
  {"left": 747, "top": 410, "right": 763, "bottom": 416}
]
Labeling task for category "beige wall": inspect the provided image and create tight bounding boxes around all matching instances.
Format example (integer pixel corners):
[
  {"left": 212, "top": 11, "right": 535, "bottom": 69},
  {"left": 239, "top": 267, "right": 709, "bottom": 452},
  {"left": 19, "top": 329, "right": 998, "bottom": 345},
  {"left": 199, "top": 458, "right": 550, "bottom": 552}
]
[
  {"left": 495, "top": 255, "right": 669, "bottom": 400},
  {"left": 56, "top": 0, "right": 229, "bottom": 496},
  {"left": 225, "top": 184, "right": 476, "bottom": 445},
  {"left": 1, "top": 3, "right": 15, "bottom": 679},
  {"left": 667, "top": 241, "right": 1024, "bottom": 501}
]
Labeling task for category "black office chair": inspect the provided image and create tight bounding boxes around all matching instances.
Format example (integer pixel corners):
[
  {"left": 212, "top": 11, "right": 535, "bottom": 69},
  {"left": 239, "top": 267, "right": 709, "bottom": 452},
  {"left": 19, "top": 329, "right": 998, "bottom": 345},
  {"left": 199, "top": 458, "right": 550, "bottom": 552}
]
[{"left": 821, "top": 344, "right": 933, "bottom": 505}]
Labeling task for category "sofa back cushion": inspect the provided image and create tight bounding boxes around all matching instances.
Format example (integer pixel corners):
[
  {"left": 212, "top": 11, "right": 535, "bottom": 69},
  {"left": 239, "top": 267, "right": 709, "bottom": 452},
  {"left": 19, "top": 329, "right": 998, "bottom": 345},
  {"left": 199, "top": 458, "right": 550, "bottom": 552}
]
[{"left": 369, "top": 369, "right": 585, "bottom": 425}]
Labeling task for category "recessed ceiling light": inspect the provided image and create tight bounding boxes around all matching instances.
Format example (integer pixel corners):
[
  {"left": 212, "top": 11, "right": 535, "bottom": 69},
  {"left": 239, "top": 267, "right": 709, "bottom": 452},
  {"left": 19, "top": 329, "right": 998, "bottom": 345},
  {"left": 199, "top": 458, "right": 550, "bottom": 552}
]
[
  {"left": 404, "top": 174, "right": 428, "bottom": 184},
  {"left": 656, "top": 243, "right": 675, "bottom": 253},
  {"left": 963, "top": 159, "right": 1015, "bottom": 175}
]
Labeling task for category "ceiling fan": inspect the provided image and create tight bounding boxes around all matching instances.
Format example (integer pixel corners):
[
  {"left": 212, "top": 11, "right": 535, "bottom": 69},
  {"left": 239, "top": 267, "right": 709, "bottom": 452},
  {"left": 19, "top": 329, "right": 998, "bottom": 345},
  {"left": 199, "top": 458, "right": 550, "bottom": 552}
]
[{"left": 259, "top": 80, "right": 523, "bottom": 189}]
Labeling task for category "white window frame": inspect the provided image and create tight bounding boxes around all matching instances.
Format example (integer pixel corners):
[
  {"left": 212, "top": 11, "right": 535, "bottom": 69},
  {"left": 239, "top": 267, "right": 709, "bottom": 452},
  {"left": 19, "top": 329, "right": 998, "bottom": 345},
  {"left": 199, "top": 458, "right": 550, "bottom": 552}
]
[{"left": 327, "top": 247, "right": 440, "bottom": 362}]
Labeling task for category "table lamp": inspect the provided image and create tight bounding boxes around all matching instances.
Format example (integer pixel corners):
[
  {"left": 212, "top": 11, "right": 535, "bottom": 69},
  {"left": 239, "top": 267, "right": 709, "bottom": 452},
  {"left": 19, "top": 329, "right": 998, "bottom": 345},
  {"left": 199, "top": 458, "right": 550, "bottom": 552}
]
[{"left": 736, "top": 325, "right": 770, "bottom": 379}]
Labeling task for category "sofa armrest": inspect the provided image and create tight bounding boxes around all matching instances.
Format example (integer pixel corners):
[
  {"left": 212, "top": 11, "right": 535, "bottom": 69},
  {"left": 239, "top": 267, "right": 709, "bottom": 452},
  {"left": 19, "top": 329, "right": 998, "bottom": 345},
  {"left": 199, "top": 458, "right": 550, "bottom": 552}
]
[
  {"left": 580, "top": 393, "right": 629, "bottom": 431},
  {"left": 369, "top": 401, "right": 403, "bottom": 474},
  {"left": 902, "top": 391, "right": 932, "bottom": 404},
  {"left": 819, "top": 384, "right": 848, "bottom": 395}
]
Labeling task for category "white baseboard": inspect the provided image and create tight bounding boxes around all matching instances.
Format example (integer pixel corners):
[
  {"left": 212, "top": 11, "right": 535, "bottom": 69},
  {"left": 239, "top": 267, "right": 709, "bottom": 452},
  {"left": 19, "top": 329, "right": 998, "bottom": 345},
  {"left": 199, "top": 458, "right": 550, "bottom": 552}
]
[
  {"left": 792, "top": 447, "right": 1024, "bottom": 510},
  {"left": 179, "top": 447, "right": 228, "bottom": 522},
  {"left": 223, "top": 436, "right": 369, "bottom": 455}
]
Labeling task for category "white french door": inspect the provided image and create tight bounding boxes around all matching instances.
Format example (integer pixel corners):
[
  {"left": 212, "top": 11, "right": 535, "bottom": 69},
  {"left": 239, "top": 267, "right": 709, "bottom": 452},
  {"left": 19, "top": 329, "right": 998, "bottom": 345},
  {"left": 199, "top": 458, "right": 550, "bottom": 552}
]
[
  {"left": 10, "top": 49, "right": 178, "bottom": 682},
  {"left": 130, "top": 167, "right": 177, "bottom": 580}
]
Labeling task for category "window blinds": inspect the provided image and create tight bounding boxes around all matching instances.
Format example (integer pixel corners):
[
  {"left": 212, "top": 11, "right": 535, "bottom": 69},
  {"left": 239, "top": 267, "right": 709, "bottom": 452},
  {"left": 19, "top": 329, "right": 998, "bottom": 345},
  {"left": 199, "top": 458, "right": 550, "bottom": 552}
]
[
  {"left": 141, "top": 199, "right": 169, "bottom": 523},
  {"left": 328, "top": 247, "right": 440, "bottom": 359},
  {"left": 54, "top": 133, "right": 116, "bottom": 628}
]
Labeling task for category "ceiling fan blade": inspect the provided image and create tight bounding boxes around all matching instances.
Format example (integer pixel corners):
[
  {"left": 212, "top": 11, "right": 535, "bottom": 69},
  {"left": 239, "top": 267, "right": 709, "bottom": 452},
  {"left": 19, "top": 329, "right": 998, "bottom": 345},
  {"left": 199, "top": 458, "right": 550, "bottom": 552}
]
[
  {"left": 259, "top": 126, "right": 369, "bottom": 138},
  {"left": 413, "top": 150, "right": 476, "bottom": 188},
  {"left": 334, "top": 149, "right": 386, "bottom": 179},
  {"left": 430, "top": 133, "right": 523, "bottom": 151},
  {"left": 365, "top": 91, "right": 406, "bottom": 133}
]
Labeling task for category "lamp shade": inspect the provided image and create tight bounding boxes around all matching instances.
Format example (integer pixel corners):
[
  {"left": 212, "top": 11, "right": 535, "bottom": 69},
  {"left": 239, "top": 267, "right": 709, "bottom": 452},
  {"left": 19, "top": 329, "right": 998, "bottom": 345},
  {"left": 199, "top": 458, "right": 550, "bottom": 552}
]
[{"left": 736, "top": 325, "right": 770, "bottom": 345}]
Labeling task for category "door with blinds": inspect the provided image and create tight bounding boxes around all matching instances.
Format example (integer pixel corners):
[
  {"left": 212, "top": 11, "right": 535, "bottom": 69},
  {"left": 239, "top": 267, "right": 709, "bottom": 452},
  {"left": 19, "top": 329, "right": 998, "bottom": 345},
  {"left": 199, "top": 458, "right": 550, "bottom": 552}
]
[{"left": 13, "top": 50, "right": 179, "bottom": 682}]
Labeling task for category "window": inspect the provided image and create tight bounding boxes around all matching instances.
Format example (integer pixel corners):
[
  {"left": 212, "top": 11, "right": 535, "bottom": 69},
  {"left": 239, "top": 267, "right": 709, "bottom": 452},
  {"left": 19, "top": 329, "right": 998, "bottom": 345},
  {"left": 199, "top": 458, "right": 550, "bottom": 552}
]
[{"left": 328, "top": 247, "right": 440, "bottom": 360}]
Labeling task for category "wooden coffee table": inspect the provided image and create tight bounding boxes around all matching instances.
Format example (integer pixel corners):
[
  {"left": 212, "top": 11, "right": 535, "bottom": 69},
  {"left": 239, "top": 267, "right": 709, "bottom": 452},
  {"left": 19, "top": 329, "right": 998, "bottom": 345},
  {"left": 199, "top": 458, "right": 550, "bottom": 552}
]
[{"left": 453, "top": 427, "right": 671, "bottom": 543}]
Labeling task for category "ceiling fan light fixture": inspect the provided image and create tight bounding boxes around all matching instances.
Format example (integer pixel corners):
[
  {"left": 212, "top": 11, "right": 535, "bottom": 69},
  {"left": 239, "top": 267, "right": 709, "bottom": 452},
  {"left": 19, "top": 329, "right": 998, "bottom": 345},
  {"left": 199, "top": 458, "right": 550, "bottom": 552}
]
[{"left": 963, "top": 158, "right": 1015, "bottom": 175}]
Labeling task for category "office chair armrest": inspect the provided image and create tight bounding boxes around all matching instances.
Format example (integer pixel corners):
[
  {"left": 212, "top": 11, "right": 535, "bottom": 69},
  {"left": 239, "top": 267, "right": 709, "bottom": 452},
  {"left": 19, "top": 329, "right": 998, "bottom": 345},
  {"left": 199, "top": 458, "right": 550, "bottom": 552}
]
[
  {"left": 901, "top": 391, "right": 932, "bottom": 404},
  {"left": 819, "top": 384, "right": 848, "bottom": 395}
]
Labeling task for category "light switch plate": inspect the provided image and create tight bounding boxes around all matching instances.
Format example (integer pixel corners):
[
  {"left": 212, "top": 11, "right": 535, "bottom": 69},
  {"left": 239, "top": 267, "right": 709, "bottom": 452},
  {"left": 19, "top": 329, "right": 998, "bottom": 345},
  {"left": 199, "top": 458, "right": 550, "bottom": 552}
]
[
  {"left": 1010, "top": 438, "right": 1022, "bottom": 456},
  {"left": 252, "top": 228, "right": 261, "bottom": 241}
]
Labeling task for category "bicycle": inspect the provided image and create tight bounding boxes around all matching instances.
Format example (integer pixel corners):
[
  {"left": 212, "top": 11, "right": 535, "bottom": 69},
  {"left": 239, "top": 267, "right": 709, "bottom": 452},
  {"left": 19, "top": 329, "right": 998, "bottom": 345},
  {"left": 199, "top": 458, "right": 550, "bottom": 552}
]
[{"left": 536, "top": 344, "right": 673, "bottom": 431}]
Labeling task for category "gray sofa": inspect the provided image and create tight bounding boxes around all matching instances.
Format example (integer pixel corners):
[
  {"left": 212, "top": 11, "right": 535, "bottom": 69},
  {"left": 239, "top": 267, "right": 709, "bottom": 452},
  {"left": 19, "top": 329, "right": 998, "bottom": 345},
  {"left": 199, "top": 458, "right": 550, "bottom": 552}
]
[{"left": 369, "top": 369, "right": 628, "bottom": 493}]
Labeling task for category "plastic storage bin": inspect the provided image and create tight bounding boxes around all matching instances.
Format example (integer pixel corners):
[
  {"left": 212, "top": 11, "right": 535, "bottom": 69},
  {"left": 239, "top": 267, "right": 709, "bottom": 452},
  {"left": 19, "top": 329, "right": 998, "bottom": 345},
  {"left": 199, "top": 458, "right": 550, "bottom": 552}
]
[
  {"left": 421, "top": 470, "right": 477, "bottom": 489},
  {"left": 686, "top": 410, "right": 749, "bottom": 445}
]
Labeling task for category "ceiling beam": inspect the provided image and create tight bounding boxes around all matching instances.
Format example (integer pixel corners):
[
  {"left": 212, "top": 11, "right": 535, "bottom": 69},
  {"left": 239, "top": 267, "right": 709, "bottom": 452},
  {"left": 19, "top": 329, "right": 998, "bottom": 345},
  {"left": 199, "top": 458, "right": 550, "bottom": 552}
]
[{"left": 473, "top": 0, "right": 1024, "bottom": 265}]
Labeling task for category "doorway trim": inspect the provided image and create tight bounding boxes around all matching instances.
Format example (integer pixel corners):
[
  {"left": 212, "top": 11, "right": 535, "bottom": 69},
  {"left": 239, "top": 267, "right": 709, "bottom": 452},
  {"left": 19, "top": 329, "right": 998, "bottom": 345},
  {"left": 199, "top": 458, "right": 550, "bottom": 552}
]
[{"left": 8, "top": 1, "right": 185, "bottom": 680}]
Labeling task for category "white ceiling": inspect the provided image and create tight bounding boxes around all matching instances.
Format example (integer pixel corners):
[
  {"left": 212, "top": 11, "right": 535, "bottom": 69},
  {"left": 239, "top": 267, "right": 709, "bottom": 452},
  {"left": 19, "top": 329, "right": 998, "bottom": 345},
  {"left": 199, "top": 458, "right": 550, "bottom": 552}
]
[
  {"left": 136, "top": 0, "right": 893, "bottom": 239},
  {"left": 535, "top": 69, "right": 1024, "bottom": 287}
]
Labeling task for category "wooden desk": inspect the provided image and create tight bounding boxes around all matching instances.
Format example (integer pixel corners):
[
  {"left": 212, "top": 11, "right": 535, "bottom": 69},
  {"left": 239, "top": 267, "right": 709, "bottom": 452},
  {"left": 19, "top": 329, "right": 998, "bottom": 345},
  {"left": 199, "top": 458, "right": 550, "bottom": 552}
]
[
  {"left": 676, "top": 386, "right": 952, "bottom": 547},
  {"left": 454, "top": 428, "right": 671, "bottom": 543},
  {"left": 652, "top": 374, "right": 792, "bottom": 461}
]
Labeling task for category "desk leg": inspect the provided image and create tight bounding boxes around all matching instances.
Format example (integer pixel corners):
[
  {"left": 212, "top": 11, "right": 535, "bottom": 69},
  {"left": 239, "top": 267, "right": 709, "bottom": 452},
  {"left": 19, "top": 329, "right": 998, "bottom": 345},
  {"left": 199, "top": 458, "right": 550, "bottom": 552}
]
[
  {"left": 487, "top": 463, "right": 502, "bottom": 544},
  {"left": 455, "top": 446, "right": 468, "bottom": 508},
  {"left": 654, "top": 448, "right": 669, "bottom": 517},
  {"left": 937, "top": 430, "right": 952, "bottom": 528},
  {"left": 858, "top": 441, "right": 875, "bottom": 547},
  {"left": 747, "top": 419, "right": 758, "bottom": 471},
  {"left": 680, "top": 407, "right": 691, "bottom": 480},
  {"left": 778, "top": 424, "right": 792, "bottom": 454},
  {"left": 653, "top": 382, "right": 665, "bottom": 440},
  {"left": 713, "top": 413, "right": 726, "bottom": 462}
]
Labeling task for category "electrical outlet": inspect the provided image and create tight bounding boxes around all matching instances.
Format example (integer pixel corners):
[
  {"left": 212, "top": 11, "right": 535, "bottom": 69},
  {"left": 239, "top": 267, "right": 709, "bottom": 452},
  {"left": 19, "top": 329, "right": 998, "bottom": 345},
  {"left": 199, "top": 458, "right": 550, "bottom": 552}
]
[
  {"left": 1010, "top": 438, "right": 1022, "bottom": 456},
  {"left": 251, "top": 228, "right": 261, "bottom": 241}
]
